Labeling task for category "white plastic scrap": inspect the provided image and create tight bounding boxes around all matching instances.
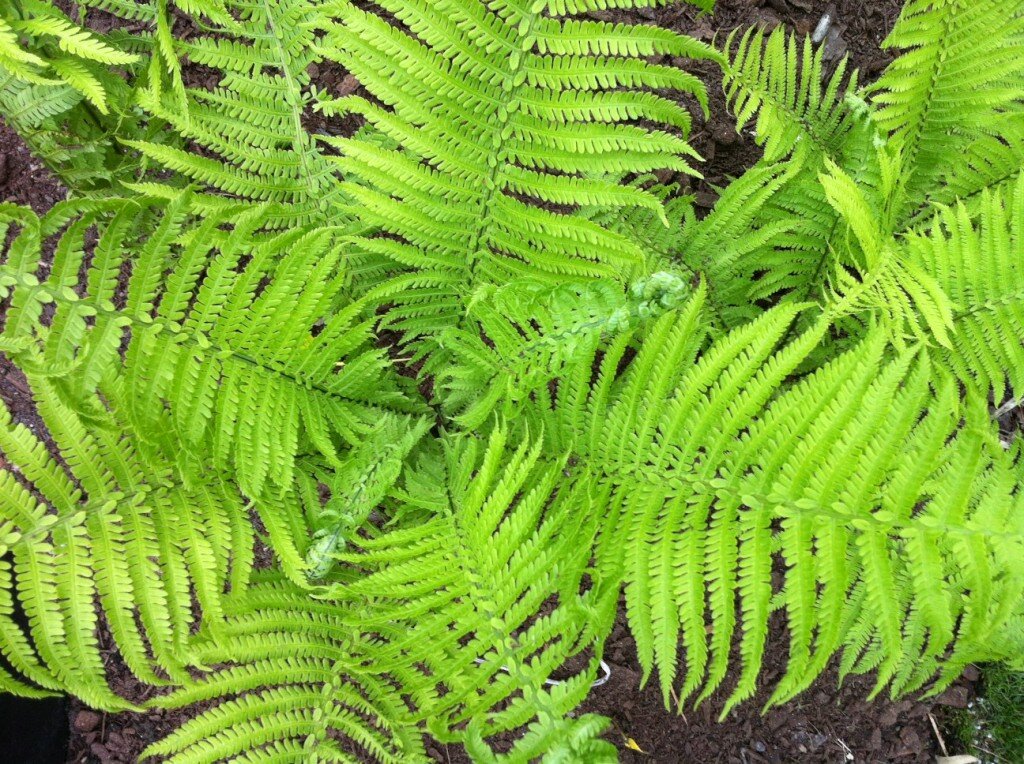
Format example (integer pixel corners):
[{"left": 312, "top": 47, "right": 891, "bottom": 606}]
[{"left": 474, "top": 658, "right": 613, "bottom": 688}]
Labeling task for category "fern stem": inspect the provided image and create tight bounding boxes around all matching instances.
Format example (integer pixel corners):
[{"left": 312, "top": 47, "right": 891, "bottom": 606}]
[
  {"left": 261, "top": 0, "right": 323, "bottom": 215},
  {"left": 463, "top": 6, "right": 542, "bottom": 286}
]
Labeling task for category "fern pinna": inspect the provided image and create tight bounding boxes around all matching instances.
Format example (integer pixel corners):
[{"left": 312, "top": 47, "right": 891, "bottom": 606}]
[{"left": 1, "top": 0, "right": 1023, "bottom": 761}]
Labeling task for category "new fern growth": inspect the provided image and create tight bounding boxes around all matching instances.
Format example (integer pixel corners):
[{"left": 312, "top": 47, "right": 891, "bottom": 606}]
[{"left": 1, "top": 0, "right": 1024, "bottom": 761}]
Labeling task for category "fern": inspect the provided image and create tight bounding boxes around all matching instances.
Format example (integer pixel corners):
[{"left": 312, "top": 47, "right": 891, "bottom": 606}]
[
  {"left": 128, "top": 0, "right": 349, "bottom": 226},
  {"left": 0, "top": 1, "right": 143, "bottom": 189},
  {"left": 2, "top": 1, "right": 1024, "bottom": 762},
  {"left": 138, "top": 579, "right": 426, "bottom": 763},
  {"left": 872, "top": 0, "right": 1024, "bottom": 220},
  {"left": 438, "top": 273, "right": 689, "bottom": 427},
  {"left": 527, "top": 295, "right": 1024, "bottom": 713},
  {"left": 724, "top": 26, "right": 859, "bottom": 164},
  {"left": 315, "top": 0, "right": 718, "bottom": 343},
  {"left": 905, "top": 176, "right": 1024, "bottom": 400}
]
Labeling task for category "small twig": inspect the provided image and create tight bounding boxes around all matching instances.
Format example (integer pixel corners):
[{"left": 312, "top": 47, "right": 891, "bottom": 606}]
[
  {"left": 993, "top": 398, "right": 1021, "bottom": 418},
  {"left": 837, "top": 737, "right": 854, "bottom": 761},
  {"left": 929, "top": 712, "right": 949, "bottom": 757}
]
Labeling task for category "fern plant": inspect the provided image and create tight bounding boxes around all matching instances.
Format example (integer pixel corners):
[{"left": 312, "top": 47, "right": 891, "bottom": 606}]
[{"left": 2, "top": 0, "right": 1024, "bottom": 761}]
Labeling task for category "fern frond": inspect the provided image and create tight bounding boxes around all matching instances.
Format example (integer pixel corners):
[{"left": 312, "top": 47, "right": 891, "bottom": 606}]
[
  {"left": 0, "top": 0, "right": 145, "bottom": 188},
  {"left": 1, "top": 1, "right": 137, "bottom": 111},
  {"left": 905, "top": 176, "right": 1024, "bottom": 400},
  {"left": 723, "top": 26, "right": 860, "bottom": 164},
  {"left": 138, "top": 579, "right": 425, "bottom": 763},
  {"left": 0, "top": 374, "right": 250, "bottom": 707},
  {"left": 139, "top": 428, "right": 618, "bottom": 762},
  {"left": 819, "top": 157, "right": 956, "bottom": 350},
  {"left": 910, "top": 114, "right": 1024, "bottom": 226},
  {"left": 314, "top": 0, "right": 717, "bottom": 343},
  {"left": 333, "top": 428, "right": 619, "bottom": 761},
  {"left": 530, "top": 294, "right": 1024, "bottom": 714},
  {"left": 129, "top": 0, "right": 345, "bottom": 226},
  {"left": 0, "top": 197, "right": 418, "bottom": 501},
  {"left": 871, "top": 0, "right": 1024, "bottom": 219},
  {"left": 675, "top": 161, "right": 810, "bottom": 326},
  {"left": 438, "top": 273, "right": 689, "bottom": 427}
]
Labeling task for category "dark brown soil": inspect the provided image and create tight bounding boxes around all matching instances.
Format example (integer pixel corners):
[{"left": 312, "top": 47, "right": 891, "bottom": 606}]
[
  {"left": 576, "top": 614, "right": 976, "bottom": 764},
  {"left": 0, "top": 120, "right": 66, "bottom": 212},
  {"left": 1, "top": 1, "right": 983, "bottom": 762}
]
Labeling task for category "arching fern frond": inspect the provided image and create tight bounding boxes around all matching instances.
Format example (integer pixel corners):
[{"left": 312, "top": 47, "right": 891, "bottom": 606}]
[
  {"left": 904, "top": 176, "right": 1024, "bottom": 400},
  {"left": 0, "top": 197, "right": 418, "bottom": 500},
  {"left": 140, "top": 428, "right": 618, "bottom": 762},
  {"left": 0, "top": 374, "right": 251, "bottom": 709},
  {"left": 528, "top": 294, "right": 1024, "bottom": 716},
  {"left": 314, "top": 0, "right": 718, "bottom": 343},
  {"left": 139, "top": 578, "right": 426, "bottom": 763},
  {"left": 332, "top": 428, "right": 619, "bottom": 762},
  {"left": 128, "top": 0, "right": 345, "bottom": 226},
  {"left": 723, "top": 26, "right": 859, "bottom": 165},
  {"left": 871, "top": 0, "right": 1024, "bottom": 220}
]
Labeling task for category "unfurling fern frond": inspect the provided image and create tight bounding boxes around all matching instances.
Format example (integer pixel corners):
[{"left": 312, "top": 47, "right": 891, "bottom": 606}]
[
  {"left": 303, "top": 413, "right": 431, "bottom": 580},
  {"left": 315, "top": 0, "right": 718, "bottom": 342},
  {"left": 0, "top": 376, "right": 251, "bottom": 708},
  {"left": 438, "top": 273, "right": 689, "bottom": 427},
  {"left": 0, "top": 197, "right": 417, "bottom": 501}
]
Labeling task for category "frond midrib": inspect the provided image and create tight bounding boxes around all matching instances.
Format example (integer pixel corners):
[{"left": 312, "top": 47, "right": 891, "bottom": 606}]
[{"left": 0, "top": 263, "right": 398, "bottom": 411}]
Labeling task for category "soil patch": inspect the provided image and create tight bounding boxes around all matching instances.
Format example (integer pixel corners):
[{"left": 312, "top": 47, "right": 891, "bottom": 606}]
[{"left": 0, "top": 120, "right": 66, "bottom": 212}]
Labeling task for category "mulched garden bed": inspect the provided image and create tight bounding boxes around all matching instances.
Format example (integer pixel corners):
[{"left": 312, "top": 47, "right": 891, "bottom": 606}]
[{"left": 0, "top": 1, "right": 983, "bottom": 761}]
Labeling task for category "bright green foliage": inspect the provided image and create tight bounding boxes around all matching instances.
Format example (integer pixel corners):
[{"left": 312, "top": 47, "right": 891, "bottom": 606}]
[
  {"left": 129, "top": 0, "right": 346, "bottom": 226},
  {"left": 1, "top": 0, "right": 1024, "bottom": 762},
  {"left": 332, "top": 430, "right": 620, "bottom": 762},
  {"left": 0, "top": 0, "right": 144, "bottom": 189},
  {"left": 872, "top": 0, "right": 1024, "bottom": 220},
  {"left": 315, "top": 0, "right": 717, "bottom": 343},
  {"left": 0, "top": 198, "right": 416, "bottom": 500},
  {"left": 0, "top": 375, "right": 251, "bottom": 708},
  {"left": 438, "top": 273, "right": 689, "bottom": 427},
  {"left": 140, "top": 579, "right": 427, "bottom": 763},
  {"left": 516, "top": 291, "right": 1024, "bottom": 714},
  {"left": 906, "top": 177, "right": 1024, "bottom": 399}
]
